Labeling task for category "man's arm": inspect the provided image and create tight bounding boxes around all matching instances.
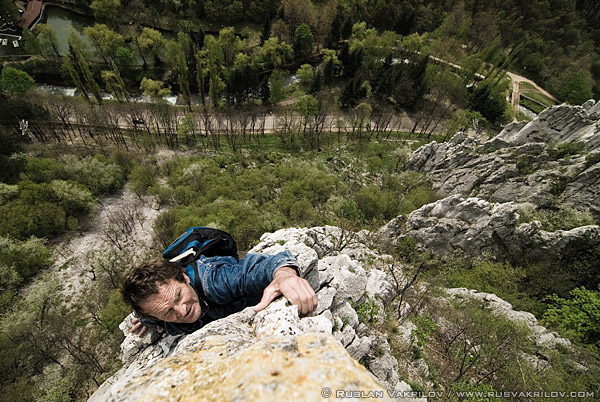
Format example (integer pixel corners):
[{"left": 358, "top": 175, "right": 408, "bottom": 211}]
[{"left": 200, "top": 252, "right": 317, "bottom": 314}]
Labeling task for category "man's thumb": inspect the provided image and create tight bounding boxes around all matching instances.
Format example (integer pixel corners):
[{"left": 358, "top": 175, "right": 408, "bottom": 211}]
[{"left": 252, "top": 287, "right": 280, "bottom": 312}]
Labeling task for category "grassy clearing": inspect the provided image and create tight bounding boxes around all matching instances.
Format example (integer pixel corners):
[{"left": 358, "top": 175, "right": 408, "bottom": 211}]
[
  {"left": 524, "top": 91, "right": 557, "bottom": 107},
  {"left": 520, "top": 97, "right": 547, "bottom": 114}
]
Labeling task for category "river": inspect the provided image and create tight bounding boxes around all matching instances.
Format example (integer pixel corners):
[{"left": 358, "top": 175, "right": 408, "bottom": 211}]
[
  {"left": 0, "top": 5, "right": 91, "bottom": 56},
  {"left": 43, "top": 5, "right": 93, "bottom": 53}
]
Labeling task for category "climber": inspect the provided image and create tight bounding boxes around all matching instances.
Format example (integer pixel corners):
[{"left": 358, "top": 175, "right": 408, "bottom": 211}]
[{"left": 121, "top": 251, "right": 317, "bottom": 336}]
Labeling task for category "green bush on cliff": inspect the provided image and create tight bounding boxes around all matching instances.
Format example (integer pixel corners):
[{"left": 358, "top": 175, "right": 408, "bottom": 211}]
[
  {"left": 543, "top": 286, "right": 600, "bottom": 350},
  {"left": 517, "top": 205, "right": 596, "bottom": 231}
]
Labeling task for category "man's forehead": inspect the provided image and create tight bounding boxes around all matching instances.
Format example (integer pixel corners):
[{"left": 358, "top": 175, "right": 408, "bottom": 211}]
[{"left": 141, "top": 279, "right": 180, "bottom": 311}]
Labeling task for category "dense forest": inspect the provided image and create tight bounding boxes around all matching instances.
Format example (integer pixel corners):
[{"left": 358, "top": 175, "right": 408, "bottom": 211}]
[{"left": 1, "top": 0, "right": 599, "bottom": 400}]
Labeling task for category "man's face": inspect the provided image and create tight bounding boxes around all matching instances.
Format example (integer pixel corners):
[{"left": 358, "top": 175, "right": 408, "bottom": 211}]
[{"left": 138, "top": 275, "right": 201, "bottom": 323}]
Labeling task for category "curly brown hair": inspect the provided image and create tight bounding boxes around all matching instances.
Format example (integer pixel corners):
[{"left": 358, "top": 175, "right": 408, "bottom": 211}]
[{"left": 121, "top": 260, "right": 187, "bottom": 315}]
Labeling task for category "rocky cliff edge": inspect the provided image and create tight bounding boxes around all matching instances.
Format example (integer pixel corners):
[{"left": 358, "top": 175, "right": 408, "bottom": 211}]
[
  {"left": 407, "top": 102, "right": 600, "bottom": 220},
  {"left": 90, "top": 226, "right": 423, "bottom": 402}
]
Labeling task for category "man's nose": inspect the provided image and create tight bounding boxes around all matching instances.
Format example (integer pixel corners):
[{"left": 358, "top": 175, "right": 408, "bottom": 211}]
[{"left": 174, "top": 304, "right": 186, "bottom": 318}]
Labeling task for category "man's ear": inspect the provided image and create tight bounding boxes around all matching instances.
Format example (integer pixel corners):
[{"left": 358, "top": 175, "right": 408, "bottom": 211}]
[{"left": 184, "top": 274, "right": 191, "bottom": 285}]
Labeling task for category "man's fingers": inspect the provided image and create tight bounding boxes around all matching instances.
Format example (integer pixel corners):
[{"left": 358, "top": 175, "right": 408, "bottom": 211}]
[
  {"left": 130, "top": 318, "right": 150, "bottom": 336},
  {"left": 297, "top": 279, "right": 316, "bottom": 313},
  {"left": 252, "top": 285, "right": 281, "bottom": 312},
  {"left": 282, "top": 278, "right": 317, "bottom": 314},
  {"left": 130, "top": 321, "right": 142, "bottom": 333},
  {"left": 255, "top": 274, "right": 318, "bottom": 314}
]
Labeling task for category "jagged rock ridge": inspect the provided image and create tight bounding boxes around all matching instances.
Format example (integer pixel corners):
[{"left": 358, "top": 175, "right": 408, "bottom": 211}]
[
  {"left": 407, "top": 102, "right": 600, "bottom": 220},
  {"left": 378, "top": 195, "right": 600, "bottom": 260}
]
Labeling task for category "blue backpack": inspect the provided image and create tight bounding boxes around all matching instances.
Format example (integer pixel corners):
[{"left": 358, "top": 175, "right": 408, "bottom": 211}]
[{"left": 162, "top": 227, "right": 239, "bottom": 265}]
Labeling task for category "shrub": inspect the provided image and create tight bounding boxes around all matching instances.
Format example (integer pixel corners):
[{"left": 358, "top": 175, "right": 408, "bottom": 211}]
[
  {"left": 0, "top": 236, "right": 53, "bottom": 288},
  {"left": 354, "top": 185, "right": 387, "bottom": 221},
  {"left": 548, "top": 141, "right": 586, "bottom": 159},
  {"left": 0, "top": 66, "right": 35, "bottom": 96},
  {"left": 50, "top": 180, "right": 96, "bottom": 216},
  {"left": 410, "top": 313, "right": 438, "bottom": 352},
  {"left": 61, "top": 155, "right": 124, "bottom": 195},
  {"left": 22, "top": 156, "right": 65, "bottom": 183},
  {"left": 543, "top": 286, "right": 600, "bottom": 349},
  {"left": 100, "top": 290, "right": 131, "bottom": 333},
  {"left": 0, "top": 184, "right": 18, "bottom": 206},
  {"left": 444, "top": 258, "right": 525, "bottom": 302},
  {"left": 128, "top": 164, "right": 157, "bottom": 197},
  {"left": 517, "top": 205, "right": 596, "bottom": 231},
  {"left": 356, "top": 299, "right": 379, "bottom": 324},
  {"left": 153, "top": 209, "right": 177, "bottom": 250},
  {"left": 0, "top": 180, "right": 69, "bottom": 239}
]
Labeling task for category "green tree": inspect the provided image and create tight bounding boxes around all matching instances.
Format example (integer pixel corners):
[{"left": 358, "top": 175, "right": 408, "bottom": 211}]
[
  {"left": 140, "top": 77, "right": 171, "bottom": 101},
  {"left": 128, "top": 164, "right": 157, "bottom": 198},
  {"left": 83, "top": 24, "right": 125, "bottom": 64},
  {"left": 136, "top": 28, "right": 165, "bottom": 67},
  {"left": 115, "top": 46, "right": 135, "bottom": 72},
  {"left": 294, "top": 23, "right": 314, "bottom": 59},
  {"left": 319, "top": 48, "right": 340, "bottom": 83},
  {"left": 269, "top": 69, "right": 286, "bottom": 104},
  {"left": 61, "top": 155, "right": 124, "bottom": 196},
  {"left": 0, "top": 0, "right": 19, "bottom": 28},
  {"left": 36, "top": 24, "right": 62, "bottom": 57},
  {"left": 50, "top": 180, "right": 96, "bottom": 216},
  {"left": 297, "top": 64, "right": 314, "bottom": 88},
  {"left": 165, "top": 39, "right": 191, "bottom": 108},
  {"left": 0, "top": 67, "right": 35, "bottom": 96},
  {"left": 467, "top": 81, "right": 507, "bottom": 124},
  {"left": 218, "top": 27, "right": 242, "bottom": 67},
  {"left": 66, "top": 29, "right": 103, "bottom": 104},
  {"left": 256, "top": 37, "right": 294, "bottom": 69},
  {"left": 208, "top": 58, "right": 224, "bottom": 107},
  {"left": 90, "top": 0, "right": 121, "bottom": 26},
  {"left": 203, "top": 35, "right": 225, "bottom": 107},
  {"left": 559, "top": 72, "right": 594, "bottom": 105},
  {"left": 0, "top": 236, "right": 53, "bottom": 290},
  {"left": 352, "top": 102, "right": 372, "bottom": 139},
  {"left": 24, "top": 24, "right": 61, "bottom": 60},
  {"left": 62, "top": 55, "right": 90, "bottom": 102},
  {"left": 297, "top": 94, "right": 319, "bottom": 118},
  {"left": 195, "top": 48, "right": 208, "bottom": 104},
  {"left": 101, "top": 62, "right": 129, "bottom": 103}
]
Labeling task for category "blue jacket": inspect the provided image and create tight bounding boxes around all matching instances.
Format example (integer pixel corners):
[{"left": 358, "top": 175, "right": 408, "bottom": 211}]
[{"left": 139, "top": 251, "right": 298, "bottom": 335}]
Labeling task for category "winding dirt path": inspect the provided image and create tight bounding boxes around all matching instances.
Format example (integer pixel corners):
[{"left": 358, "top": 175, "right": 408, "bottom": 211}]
[{"left": 507, "top": 71, "right": 560, "bottom": 122}]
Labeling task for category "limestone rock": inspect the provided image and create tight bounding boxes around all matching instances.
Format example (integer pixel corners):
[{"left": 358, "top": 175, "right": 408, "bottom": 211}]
[
  {"left": 117, "top": 313, "right": 185, "bottom": 366},
  {"left": 444, "top": 288, "right": 572, "bottom": 352},
  {"left": 406, "top": 103, "right": 600, "bottom": 220},
  {"left": 366, "top": 269, "right": 395, "bottom": 304},
  {"left": 91, "top": 300, "right": 393, "bottom": 402},
  {"left": 378, "top": 195, "right": 600, "bottom": 260}
]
